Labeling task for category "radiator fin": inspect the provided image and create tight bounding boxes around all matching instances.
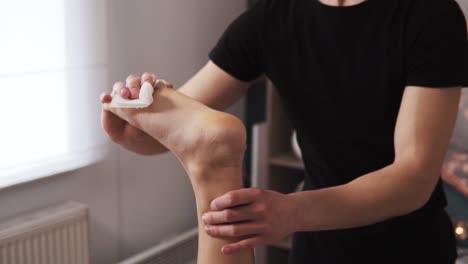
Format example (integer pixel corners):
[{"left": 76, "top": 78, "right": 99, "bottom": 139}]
[{"left": 0, "top": 201, "right": 90, "bottom": 264}]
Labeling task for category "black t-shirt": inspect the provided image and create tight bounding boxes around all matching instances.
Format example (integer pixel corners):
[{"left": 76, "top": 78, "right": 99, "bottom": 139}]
[{"left": 210, "top": 0, "right": 468, "bottom": 263}]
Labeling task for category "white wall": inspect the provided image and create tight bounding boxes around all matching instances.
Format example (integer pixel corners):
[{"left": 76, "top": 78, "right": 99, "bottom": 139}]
[{"left": 0, "top": 1, "right": 246, "bottom": 263}]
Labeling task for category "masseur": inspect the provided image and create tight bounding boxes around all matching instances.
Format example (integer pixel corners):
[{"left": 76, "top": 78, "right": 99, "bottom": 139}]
[{"left": 101, "top": 0, "right": 468, "bottom": 263}]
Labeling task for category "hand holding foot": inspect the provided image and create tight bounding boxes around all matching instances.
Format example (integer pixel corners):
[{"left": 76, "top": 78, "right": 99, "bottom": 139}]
[{"left": 100, "top": 72, "right": 172, "bottom": 155}]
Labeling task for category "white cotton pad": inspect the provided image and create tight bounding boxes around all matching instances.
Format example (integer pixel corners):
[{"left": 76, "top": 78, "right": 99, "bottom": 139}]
[{"left": 109, "top": 80, "right": 166, "bottom": 109}]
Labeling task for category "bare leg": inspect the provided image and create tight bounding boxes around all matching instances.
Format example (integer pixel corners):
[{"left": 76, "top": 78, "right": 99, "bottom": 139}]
[
  {"left": 106, "top": 86, "right": 254, "bottom": 264},
  {"left": 190, "top": 163, "right": 251, "bottom": 264}
]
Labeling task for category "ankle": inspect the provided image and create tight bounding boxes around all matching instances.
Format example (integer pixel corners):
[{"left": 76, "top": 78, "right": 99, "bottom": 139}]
[{"left": 179, "top": 111, "right": 247, "bottom": 178}]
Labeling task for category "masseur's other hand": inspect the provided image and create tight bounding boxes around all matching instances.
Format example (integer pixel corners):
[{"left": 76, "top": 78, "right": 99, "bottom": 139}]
[
  {"left": 202, "top": 188, "right": 297, "bottom": 254},
  {"left": 100, "top": 72, "right": 172, "bottom": 155}
]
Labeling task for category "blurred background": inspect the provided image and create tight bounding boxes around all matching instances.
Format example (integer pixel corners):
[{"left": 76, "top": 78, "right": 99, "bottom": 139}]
[{"left": 0, "top": 1, "right": 466, "bottom": 264}]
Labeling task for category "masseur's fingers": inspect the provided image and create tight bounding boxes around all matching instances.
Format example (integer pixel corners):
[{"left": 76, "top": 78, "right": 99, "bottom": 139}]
[
  {"left": 126, "top": 74, "right": 141, "bottom": 99},
  {"left": 203, "top": 203, "right": 261, "bottom": 225},
  {"left": 221, "top": 237, "right": 264, "bottom": 255},
  {"left": 102, "top": 103, "right": 144, "bottom": 134},
  {"left": 100, "top": 93, "right": 126, "bottom": 142},
  {"left": 210, "top": 188, "right": 262, "bottom": 211},
  {"left": 141, "top": 72, "right": 157, "bottom": 86},
  {"left": 205, "top": 223, "right": 268, "bottom": 238}
]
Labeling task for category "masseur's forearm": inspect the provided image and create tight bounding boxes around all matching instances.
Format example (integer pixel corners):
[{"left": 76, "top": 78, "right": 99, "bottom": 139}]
[
  {"left": 289, "top": 160, "right": 438, "bottom": 232},
  {"left": 289, "top": 86, "right": 460, "bottom": 232}
]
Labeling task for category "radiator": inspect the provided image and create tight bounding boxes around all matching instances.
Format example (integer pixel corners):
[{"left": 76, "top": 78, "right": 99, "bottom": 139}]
[
  {"left": 119, "top": 227, "right": 198, "bottom": 264},
  {"left": 0, "top": 201, "right": 90, "bottom": 264}
]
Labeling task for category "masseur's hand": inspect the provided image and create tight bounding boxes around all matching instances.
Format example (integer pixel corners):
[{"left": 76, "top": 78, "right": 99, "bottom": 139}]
[
  {"left": 100, "top": 72, "right": 173, "bottom": 155},
  {"left": 202, "top": 188, "right": 297, "bottom": 254}
]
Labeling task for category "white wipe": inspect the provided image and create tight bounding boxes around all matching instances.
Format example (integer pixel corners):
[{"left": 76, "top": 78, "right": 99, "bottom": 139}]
[{"left": 109, "top": 80, "right": 166, "bottom": 109}]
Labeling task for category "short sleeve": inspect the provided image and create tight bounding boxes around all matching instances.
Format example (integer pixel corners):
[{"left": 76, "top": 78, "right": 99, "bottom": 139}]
[
  {"left": 406, "top": 0, "right": 468, "bottom": 88},
  {"left": 209, "top": 1, "right": 265, "bottom": 82}
]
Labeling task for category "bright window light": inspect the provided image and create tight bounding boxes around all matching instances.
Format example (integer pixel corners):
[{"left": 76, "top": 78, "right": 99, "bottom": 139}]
[
  {"left": 0, "top": 74, "right": 68, "bottom": 169},
  {"left": 0, "top": 0, "right": 107, "bottom": 188}
]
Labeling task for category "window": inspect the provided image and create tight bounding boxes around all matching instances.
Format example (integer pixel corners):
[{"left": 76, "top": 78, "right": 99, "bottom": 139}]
[{"left": 0, "top": 0, "right": 108, "bottom": 188}]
